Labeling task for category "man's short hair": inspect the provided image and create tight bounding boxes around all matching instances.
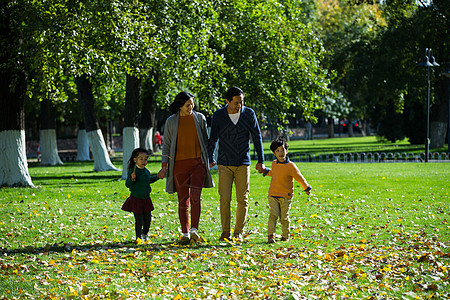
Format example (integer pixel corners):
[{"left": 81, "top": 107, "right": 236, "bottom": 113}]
[
  {"left": 225, "top": 86, "right": 244, "bottom": 101},
  {"left": 270, "top": 136, "right": 289, "bottom": 153}
]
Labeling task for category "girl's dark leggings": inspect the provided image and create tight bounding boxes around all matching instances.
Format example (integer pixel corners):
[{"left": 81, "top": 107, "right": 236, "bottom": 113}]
[{"left": 133, "top": 212, "right": 152, "bottom": 239}]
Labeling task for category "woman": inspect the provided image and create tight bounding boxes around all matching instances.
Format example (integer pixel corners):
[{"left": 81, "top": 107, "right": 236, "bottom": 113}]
[{"left": 158, "top": 92, "right": 214, "bottom": 244}]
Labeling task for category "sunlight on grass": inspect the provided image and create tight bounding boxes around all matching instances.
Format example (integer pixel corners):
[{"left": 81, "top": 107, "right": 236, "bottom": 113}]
[{"left": 0, "top": 159, "right": 449, "bottom": 299}]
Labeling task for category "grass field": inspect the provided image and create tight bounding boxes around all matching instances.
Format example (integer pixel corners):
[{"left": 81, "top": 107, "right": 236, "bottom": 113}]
[{"left": 1, "top": 137, "right": 449, "bottom": 299}]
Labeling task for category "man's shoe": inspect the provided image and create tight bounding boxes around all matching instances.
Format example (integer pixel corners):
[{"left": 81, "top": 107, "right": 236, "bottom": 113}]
[
  {"left": 233, "top": 232, "right": 243, "bottom": 242},
  {"left": 219, "top": 231, "right": 231, "bottom": 241},
  {"left": 268, "top": 235, "right": 275, "bottom": 244},
  {"left": 281, "top": 236, "right": 289, "bottom": 242}
]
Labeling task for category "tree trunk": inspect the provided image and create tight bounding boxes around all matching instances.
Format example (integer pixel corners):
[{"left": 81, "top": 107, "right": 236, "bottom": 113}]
[
  {"left": 139, "top": 77, "right": 157, "bottom": 153},
  {"left": 430, "top": 121, "right": 446, "bottom": 148},
  {"left": 327, "top": 117, "right": 335, "bottom": 138},
  {"left": 430, "top": 76, "right": 450, "bottom": 149},
  {"left": 122, "top": 74, "right": 142, "bottom": 179},
  {"left": 40, "top": 98, "right": 63, "bottom": 165},
  {"left": 348, "top": 120, "right": 354, "bottom": 137},
  {"left": 76, "top": 125, "right": 90, "bottom": 161},
  {"left": 122, "top": 127, "right": 140, "bottom": 179},
  {"left": 139, "top": 128, "right": 154, "bottom": 152},
  {"left": 75, "top": 75, "right": 119, "bottom": 171},
  {"left": 0, "top": 10, "right": 34, "bottom": 187}
]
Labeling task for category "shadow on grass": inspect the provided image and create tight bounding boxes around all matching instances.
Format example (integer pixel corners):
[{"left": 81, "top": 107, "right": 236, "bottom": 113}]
[
  {"left": 0, "top": 238, "right": 248, "bottom": 256},
  {"left": 32, "top": 174, "right": 122, "bottom": 183}
]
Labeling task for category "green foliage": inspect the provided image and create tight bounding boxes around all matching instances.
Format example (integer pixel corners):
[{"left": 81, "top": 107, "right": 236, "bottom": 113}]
[
  {"left": 211, "top": 0, "right": 331, "bottom": 123},
  {"left": 332, "top": 0, "right": 449, "bottom": 142},
  {"left": 0, "top": 161, "right": 448, "bottom": 298}
]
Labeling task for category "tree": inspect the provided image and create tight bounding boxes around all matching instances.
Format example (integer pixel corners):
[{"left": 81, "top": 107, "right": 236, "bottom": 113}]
[
  {"left": 357, "top": 0, "right": 449, "bottom": 144},
  {"left": 39, "top": 98, "right": 63, "bottom": 166},
  {"left": 122, "top": 74, "right": 141, "bottom": 179},
  {"left": 315, "top": 0, "right": 387, "bottom": 134},
  {"left": 0, "top": 1, "right": 35, "bottom": 187},
  {"left": 212, "top": 0, "right": 331, "bottom": 125},
  {"left": 75, "top": 75, "right": 119, "bottom": 171}
]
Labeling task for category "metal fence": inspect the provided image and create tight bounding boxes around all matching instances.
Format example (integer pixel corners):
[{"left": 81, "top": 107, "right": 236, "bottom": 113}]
[{"left": 256, "top": 152, "right": 450, "bottom": 163}]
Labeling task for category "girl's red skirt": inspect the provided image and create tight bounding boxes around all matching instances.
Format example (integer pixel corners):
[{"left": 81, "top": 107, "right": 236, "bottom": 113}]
[{"left": 121, "top": 195, "right": 154, "bottom": 213}]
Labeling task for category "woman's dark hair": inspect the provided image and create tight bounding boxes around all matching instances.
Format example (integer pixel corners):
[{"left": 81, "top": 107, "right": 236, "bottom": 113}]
[
  {"left": 168, "top": 91, "right": 194, "bottom": 114},
  {"left": 270, "top": 137, "right": 289, "bottom": 153},
  {"left": 225, "top": 86, "right": 244, "bottom": 101},
  {"left": 128, "top": 147, "right": 149, "bottom": 171}
]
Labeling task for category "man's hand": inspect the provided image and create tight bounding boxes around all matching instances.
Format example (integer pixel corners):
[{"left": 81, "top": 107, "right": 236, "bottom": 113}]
[
  {"left": 255, "top": 162, "right": 265, "bottom": 173},
  {"left": 209, "top": 161, "right": 217, "bottom": 168}
]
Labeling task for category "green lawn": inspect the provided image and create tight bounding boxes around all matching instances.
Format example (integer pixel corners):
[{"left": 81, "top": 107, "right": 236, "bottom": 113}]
[
  {"left": 262, "top": 136, "right": 448, "bottom": 155},
  {"left": 0, "top": 153, "right": 449, "bottom": 298}
]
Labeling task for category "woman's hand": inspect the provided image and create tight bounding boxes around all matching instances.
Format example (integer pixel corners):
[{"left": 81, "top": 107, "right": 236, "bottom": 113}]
[{"left": 209, "top": 161, "right": 217, "bottom": 168}]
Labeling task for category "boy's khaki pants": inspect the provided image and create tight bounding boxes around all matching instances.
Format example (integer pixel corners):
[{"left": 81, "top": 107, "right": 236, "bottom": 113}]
[
  {"left": 268, "top": 195, "right": 292, "bottom": 239},
  {"left": 218, "top": 165, "right": 250, "bottom": 234}
]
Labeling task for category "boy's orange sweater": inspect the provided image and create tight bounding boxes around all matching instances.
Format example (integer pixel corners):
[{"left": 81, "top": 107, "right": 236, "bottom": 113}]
[{"left": 266, "top": 158, "right": 309, "bottom": 199}]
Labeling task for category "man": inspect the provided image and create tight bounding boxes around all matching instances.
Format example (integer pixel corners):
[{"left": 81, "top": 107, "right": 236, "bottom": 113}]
[{"left": 208, "top": 87, "right": 265, "bottom": 242}]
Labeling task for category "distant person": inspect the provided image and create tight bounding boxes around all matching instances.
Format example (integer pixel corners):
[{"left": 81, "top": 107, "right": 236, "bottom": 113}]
[
  {"left": 158, "top": 92, "right": 214, "bottom": 244},
  {"left": 208, "top": 86, "right": 264, "bottom": 242},
  {"left": 154, "top": 131, "right": 161, "bottom": 151},
  {"left": 261, "top": 137, "right": 312, "bottom": 244},
  {"left": 305, "top": 121, "right": 312, "bottom": 140},
  {"left": 122, "top": 148, "right": 162, "bottom": 243}
]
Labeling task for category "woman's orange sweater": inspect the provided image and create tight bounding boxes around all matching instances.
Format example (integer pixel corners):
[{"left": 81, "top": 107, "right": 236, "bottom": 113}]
[{"left": 175, "top": 114, "right": 201, "bottom": 161}]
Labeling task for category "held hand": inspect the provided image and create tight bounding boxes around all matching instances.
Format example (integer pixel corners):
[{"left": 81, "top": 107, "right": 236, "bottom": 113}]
[
  {"left": 255, "top": 162, "right": 265, "bottom": 173},
  {"left": 157, "top": 167, "right": 167, "bottom": 179},
  {"left": 209, "top": 161, "right": 217, "bottom": 169},
  {"left": 131, "top": 172, "right": 136, "bottom": 181},
  {"left": 305, "top": 190, "right": 311, "bottom": 196}
]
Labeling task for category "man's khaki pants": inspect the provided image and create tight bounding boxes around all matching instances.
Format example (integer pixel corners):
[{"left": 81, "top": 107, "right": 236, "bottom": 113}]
[{"left": 218, "top": 165, "right": 250, "bottom": 234}]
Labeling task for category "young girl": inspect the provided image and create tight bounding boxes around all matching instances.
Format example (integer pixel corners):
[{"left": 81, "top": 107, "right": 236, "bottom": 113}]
[{"left": 122, "top": 148, "right": 161, "bottom": 242}]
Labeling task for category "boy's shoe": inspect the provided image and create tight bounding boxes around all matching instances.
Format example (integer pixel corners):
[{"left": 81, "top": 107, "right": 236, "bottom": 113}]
[
  {"left": 268, "top": 235, "right": 275, "bottom": 244},
  {"left": 281, "top": 237, "right": 289, "bottom": 242},
  {"left": 219, "top": 231, "right": 231, "bottom": 241},
  {"left": 233, "top": 232, "right": 243, "bottom": 242}
]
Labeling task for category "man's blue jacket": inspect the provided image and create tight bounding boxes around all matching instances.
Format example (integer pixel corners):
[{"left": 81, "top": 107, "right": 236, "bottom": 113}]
[{"left": 208, "top": 105, "right": 264, "bottom": 166}]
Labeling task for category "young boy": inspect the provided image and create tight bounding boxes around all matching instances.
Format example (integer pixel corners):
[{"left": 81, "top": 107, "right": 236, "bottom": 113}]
[{"left": 262, "top": 137, "right": 312, "bottom": 243}]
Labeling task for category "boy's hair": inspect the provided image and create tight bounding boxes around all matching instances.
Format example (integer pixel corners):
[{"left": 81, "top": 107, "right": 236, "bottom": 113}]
[
  {"left": 169, "top": 91, "right": 195, "bottom": 114},
  {"left": 128, "top": 147, "right": 149, "bottom": 171},
  {"left": 270, "top": 137, "right": 289, "bottom": 153},
  {"left": 225, "top": 86, "right": 244, "bottom": 101}
]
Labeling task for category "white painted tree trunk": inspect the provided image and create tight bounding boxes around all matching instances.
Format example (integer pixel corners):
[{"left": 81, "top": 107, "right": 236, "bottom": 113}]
[
  {"left": 39, "top": 129, "right": 63, "bottom": 166},
  {"left": 139, "top": 127, "right": 154, "bottom": 153},
  {"left": 87, "top": 129, "right": 120, "bottom": 172},
  {"left": 0, "top": 130, "right": 34, "bottom": 187},
  {"left": 122, "top": 127, "right": 140, "bottom": 179},
  {"left": 76, "top": 129, "right": 90, "bottom": 161}
]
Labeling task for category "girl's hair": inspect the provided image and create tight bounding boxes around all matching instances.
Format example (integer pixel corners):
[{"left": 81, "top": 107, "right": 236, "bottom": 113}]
[
  {"left": 225, "top": 86, "right": 244, "bottom": 101},
  {"left": 128, "top": 147, "right": 149, "bottom": 171},
  {"left": 168, "top": 91, "right": 195, "bottom": 114},
  {"left": 270, "top": 136, "right": 289, "bottom": 153}
]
